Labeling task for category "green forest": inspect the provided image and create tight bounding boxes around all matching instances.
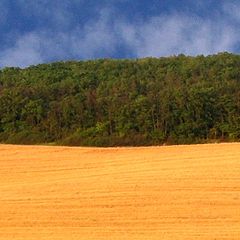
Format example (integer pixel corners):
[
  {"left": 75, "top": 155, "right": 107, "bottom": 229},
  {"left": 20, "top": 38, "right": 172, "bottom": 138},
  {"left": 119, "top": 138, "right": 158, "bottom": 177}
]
[{"left": 0, "top": 52, "right": 240, "bottom": 146}]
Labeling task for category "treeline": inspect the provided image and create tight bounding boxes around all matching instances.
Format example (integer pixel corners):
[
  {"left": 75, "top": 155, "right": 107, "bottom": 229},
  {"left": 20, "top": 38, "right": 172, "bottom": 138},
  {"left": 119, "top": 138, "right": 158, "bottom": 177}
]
[{"left": 0, "top": 52, "right": 240, "bottom": 146}]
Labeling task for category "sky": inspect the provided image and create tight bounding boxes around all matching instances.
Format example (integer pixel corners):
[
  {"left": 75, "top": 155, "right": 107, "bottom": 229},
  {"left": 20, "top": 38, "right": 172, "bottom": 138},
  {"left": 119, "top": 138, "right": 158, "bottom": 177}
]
[{"left": 0, "top": 0, "right": 240, "bottom": 68}]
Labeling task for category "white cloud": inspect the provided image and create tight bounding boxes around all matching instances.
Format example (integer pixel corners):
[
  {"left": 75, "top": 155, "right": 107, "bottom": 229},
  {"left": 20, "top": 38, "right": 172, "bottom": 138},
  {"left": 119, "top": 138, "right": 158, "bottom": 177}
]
[
  {"left": 0, "top": 33, "right": 43, "bottom": 68},
  {"left": 0, "top": 8, "right": 120, "bottom": 68},
  {"left": 120, "top": 14, "right": 238, "bottom": 57},
  {"left": 1, "top": 2, "right": 240, "bottom": 68},
  {"left": 70, "top": 9, "right": 118, "bottom": 58}
]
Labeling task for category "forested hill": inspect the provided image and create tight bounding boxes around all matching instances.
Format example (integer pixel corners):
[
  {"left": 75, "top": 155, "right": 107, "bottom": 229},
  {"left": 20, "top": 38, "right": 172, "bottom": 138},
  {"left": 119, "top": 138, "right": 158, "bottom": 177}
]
[{"left": 0, "top": 52, "right": 240, "bottom": 146}]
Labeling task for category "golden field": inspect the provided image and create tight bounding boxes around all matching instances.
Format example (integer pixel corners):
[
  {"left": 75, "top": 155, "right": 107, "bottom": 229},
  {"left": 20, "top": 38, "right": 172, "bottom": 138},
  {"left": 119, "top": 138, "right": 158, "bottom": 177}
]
[{"left": 0, "top": 143, "right": 240, "bottom": 239}]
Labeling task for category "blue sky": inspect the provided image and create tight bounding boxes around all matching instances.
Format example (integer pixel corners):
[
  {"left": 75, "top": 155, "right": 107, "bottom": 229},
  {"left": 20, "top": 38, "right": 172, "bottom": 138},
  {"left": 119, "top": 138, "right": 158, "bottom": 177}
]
[{"left": 0, "top": 0, "right": 240, "bottom": 68}]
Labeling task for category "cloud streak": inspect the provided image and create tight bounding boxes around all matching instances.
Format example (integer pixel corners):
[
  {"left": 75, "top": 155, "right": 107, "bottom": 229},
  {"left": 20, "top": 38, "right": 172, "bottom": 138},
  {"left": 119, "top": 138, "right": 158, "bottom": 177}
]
[
  {"left": 0, "top": 1, "right": 240, "bottom": 68},
  {"left": 121, "top": 14, "right": 238, "bottom": 57}
]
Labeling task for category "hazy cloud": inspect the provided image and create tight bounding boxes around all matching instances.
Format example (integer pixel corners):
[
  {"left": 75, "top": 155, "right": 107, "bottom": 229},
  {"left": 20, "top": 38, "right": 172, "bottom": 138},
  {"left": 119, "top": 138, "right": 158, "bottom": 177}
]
[
  {"left": 0, "top": 33, "right": 43, "bottom": 67},
  {"left": 120, "top": 14, "right": 238, "bottom": 57},
  {"left": 0, "top": 1, "right": 240, "bottom": 68}
]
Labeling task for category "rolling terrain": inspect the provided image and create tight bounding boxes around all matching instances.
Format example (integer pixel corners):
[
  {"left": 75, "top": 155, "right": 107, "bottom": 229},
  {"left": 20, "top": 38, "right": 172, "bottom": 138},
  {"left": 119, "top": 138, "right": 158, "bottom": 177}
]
[{"left": 0, "top": 143, "right": 240, "bottom": 239}]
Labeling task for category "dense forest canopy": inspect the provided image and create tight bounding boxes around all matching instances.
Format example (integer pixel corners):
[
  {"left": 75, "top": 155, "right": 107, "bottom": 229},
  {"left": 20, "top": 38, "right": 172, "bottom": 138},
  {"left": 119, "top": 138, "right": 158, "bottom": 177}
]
[{"left": 0, "top": 52, "right": 240, "bottom": 146}]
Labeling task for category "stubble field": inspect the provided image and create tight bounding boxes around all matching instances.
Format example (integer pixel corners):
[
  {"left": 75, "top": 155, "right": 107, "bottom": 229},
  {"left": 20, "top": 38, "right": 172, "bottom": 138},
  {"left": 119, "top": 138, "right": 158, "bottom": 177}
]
[{"left": 0, "top": 143, "right": 240, "bottom": 239}]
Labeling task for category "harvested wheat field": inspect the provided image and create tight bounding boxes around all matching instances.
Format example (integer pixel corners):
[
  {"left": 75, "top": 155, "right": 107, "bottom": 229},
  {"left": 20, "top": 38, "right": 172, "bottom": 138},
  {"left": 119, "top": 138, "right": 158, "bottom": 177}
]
[{"left": 0, "top": 143, "right": 240, "bottom": 240}]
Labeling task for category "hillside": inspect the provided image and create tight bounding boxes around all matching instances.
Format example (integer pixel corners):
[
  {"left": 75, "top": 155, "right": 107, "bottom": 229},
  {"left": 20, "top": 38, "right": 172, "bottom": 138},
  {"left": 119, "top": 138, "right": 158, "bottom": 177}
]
[
  {"left": 0, "top": 52, "right": 240, "bottom": 146},
  {"left": 0, "top": 143, "right": 240, "bottom": 239}
]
